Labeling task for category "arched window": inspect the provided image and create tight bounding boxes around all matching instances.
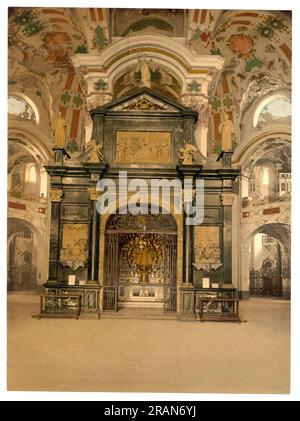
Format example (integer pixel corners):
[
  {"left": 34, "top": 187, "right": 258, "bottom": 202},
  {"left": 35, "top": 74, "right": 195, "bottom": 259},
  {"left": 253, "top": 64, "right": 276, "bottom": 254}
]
[
  {"left": 25, "top": 163, "right": 37, "bottom": 183},
  {"left": 262, "top": 168, "right": 270, "bottom": 186},
  {"left": 253, "top": 94, "right": 291, "bottom": 127},
  {"left": 8, "top": 95, "right": 37, "bottom": 122}
]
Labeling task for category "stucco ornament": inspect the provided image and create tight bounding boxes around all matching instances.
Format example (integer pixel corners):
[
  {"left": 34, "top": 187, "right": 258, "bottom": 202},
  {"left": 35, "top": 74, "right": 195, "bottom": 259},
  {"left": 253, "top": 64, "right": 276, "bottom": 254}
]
[
  {"left": 229, "top": 34, "right": 254, "bottom": 56},
  {"left": 179, "top": 144, "right": 198, "bottom": 165},
  {"left": 49, "top": 189, "right": 63, "bottom": 202},
  {"left": 80, "top": 139, "right": 104, "bottom": 163}
]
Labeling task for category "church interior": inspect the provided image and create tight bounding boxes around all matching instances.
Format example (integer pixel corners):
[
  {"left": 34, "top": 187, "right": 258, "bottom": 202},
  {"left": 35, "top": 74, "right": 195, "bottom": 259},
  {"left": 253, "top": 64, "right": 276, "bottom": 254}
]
[{"left": 7, "top": 7, "right": 291, "bottom": 394}]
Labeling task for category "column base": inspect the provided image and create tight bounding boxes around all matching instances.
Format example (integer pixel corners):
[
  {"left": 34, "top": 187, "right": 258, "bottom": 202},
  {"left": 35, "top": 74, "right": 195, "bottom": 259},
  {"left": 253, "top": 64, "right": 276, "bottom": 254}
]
[
  {"left": 282, "top": 288, "right": 291, "bottom": 300},
  {"left": 178, "top": 312, "right": 196, "bottom": 322},
  {"left": 179, "top": 285, "right": 195, "bottom": 314},
  {"left": 217, "top": 151, "right": 233, "bottom": 167},
  {"left": 52, "top": 148, "right": 71, "bottom": 164},
  {"left": 238, "top": 290, "right": 250, "bottom": 300}
]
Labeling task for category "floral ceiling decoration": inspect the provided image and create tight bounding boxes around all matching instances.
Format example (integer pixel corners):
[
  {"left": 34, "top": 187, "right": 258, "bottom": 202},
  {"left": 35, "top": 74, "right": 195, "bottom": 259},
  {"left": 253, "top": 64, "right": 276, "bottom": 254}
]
[
  {"left": 188, "top": 10, "right": 291, "bottom": 155},
  {"left": 8, "top": 8, "right": 291, "bottom": 157},
  {"left": 8, "top": 8, "right": 110, "bottom": 152}
]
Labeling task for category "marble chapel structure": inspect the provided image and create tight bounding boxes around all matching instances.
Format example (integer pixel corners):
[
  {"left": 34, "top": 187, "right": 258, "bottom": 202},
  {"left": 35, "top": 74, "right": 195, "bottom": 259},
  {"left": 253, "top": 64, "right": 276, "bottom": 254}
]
[{"left": 8, "top": 9, "right": 291, "bottom": 317}]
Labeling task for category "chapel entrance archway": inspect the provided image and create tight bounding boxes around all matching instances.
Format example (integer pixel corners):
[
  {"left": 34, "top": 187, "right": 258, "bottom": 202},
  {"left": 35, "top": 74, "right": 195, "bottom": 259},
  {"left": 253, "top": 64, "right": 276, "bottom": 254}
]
[
  {"left": 7, "top": 217, "right": 43, "bottom": 291},
  {"left": 247, "top": 223, "right": 291, "bottom": 299},
  {"left": 103, "top": 210, "right": 178, "bottom": 312}
]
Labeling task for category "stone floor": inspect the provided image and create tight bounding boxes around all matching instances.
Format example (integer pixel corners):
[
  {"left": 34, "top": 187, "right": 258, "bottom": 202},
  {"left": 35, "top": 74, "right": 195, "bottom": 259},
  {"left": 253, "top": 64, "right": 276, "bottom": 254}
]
[{"left": 7, "top": 294, "right": 290, "bottom": 394}]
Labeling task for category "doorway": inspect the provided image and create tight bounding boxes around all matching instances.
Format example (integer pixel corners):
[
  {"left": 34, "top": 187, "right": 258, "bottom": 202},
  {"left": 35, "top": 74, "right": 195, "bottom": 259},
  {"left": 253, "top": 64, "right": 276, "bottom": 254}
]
[
  {"left": 248, "top": 224, "right": 291, "bottom": 298},
  {"left": 103, "top": 212, "right": 177, "bottom": 312},
  {"left": 7, "top": 219, "right": 38, "bottom": 291}
]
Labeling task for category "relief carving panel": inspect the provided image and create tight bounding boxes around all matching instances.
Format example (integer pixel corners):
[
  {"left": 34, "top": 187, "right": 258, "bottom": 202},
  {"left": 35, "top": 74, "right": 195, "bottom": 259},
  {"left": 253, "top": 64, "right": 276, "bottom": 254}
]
[
  {"left": 193, "top": 226, "right": 222, "bottom": 273},
  {"left": 115, "top": 131, "right": 171, "bottom": 164},
  {"left": 60, "top": 223, "right": 89, "bottom": 270}
]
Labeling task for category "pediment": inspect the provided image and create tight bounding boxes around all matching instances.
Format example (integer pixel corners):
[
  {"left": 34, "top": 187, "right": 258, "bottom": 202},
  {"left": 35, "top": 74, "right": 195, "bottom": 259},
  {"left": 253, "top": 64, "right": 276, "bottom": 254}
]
[
  {"left": 110, "top": 93, "right": 180, "bottom": 113},
  {"left": 91, "top": 88, "right": 197, "bottom": 116}
]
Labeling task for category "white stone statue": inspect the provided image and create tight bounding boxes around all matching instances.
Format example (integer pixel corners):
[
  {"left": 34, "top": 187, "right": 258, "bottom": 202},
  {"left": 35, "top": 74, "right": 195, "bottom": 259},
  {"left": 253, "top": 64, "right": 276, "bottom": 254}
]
[
  {"left": 81, "top": 139, "right": 104, "bottom": 163},
  {"left": 51, "top": 112, "right": 67, "bottom": 149},
  {"left": 218, "top": 113, "right": 235, "bottom": 152},
  {"left": 179, "top": 144, "right": 198, "bottom": 165},
  {"left": 140, "top": 60, "right": 151, "bottom": 89}
]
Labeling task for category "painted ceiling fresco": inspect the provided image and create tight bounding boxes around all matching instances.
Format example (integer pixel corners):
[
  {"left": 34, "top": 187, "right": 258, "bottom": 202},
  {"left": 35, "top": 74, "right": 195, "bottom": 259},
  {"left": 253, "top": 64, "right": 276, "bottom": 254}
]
[
  {"left": 187, "top": 10, "right": 291, "bottom": 154},
  {"left": 8, "top": 7, "right": 110, "bottom": 152},
  {"left": 111, "top": 9, "right": 186, "bottom": 37},
  {"left": 8, "top": 8, "right": 291, "bottom": 155}
]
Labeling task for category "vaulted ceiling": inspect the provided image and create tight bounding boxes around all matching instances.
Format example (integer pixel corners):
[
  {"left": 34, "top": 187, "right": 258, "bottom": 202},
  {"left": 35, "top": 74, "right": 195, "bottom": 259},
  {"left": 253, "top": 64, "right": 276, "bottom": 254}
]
[{"left": 8, "top": 8, "right": 291, "bottom": 154}]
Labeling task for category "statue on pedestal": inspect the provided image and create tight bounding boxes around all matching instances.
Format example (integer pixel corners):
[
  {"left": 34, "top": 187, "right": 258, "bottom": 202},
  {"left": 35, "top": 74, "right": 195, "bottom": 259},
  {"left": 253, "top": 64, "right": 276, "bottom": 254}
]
[
  {"left": 51, "top": 112, "right": 67, "bottom": 149},
  {"left": 179, "top": 144, "right": 198, "bottom": 165},
  {"left": 137, "top": 58, "right": 152, "bottom": 89},
  {"left": 218, "top": 113, "right": 235, "bottom": 152},
  {"left": 80, "top": 139, "right": 104, "bottom": 163}
]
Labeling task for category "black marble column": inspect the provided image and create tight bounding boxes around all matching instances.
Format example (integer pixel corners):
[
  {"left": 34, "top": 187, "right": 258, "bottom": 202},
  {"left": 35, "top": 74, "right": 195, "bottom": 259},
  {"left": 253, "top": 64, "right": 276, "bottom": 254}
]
[
  {"left": 177, "top": 165, "right": 202, "bottom": 317},
  {"left": 177, "top": 164, "right": 202, "bottom": 285},
  {"left": 84, "top": 163, "right": 108, "bottom": 283},
  {"left": 87, "top": 191, "right": 100, "bottom": 282},
  {"left": 48, "top": 189, "right": 63, "bottom": 285},
  {"left": 221, "top": 192, "right": 235, "bottom": 284},
  {"left": 91, "top": 113, "right": 105, "bottom": 146}
]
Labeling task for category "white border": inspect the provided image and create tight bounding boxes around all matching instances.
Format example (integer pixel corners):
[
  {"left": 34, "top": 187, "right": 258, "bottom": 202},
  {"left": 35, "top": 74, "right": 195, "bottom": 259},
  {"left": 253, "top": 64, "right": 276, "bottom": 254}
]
[{"left": 1, "top": 0, "right": 299, "bottom": 402}]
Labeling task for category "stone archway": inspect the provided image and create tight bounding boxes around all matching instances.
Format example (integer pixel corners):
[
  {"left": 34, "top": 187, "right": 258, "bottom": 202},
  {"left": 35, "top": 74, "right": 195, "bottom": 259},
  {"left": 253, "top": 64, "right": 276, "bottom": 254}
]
[
  {"left": 103, "top": 210, "right": 178, "bottom": 312},
  {"left": 7, "top": 217, "right": 44, "bottom": 291},
  {"left": 242, "top": 223, "right": 291, "bottom": 299}
]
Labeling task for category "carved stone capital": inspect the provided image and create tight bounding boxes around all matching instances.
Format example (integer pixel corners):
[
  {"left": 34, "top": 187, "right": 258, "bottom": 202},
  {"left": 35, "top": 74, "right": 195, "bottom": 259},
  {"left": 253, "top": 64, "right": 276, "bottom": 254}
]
[
  {"left": 50, "top": 189, "right": 63, "bottom": 202},
  {"left": 88, "top": 187, "right": 101, "bottom": 201},
  {"left": 220, "top": 192, "right": 235, "bottom": 206}
]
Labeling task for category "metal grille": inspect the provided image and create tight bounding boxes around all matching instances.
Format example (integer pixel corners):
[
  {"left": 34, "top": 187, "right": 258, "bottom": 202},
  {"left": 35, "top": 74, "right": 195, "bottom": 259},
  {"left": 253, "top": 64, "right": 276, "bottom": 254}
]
[{"left": 103, "top": 286, "right": 117, "bottom": 311}]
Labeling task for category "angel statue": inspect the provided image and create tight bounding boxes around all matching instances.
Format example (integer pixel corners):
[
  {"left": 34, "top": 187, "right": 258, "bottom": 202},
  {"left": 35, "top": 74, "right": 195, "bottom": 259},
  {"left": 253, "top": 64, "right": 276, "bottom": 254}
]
[
  {"left": 179, "top": 144, "right": 198, "bottom": 165},
  {"left": 80, "top": 139, "right": 104, "bottom": 163}
]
